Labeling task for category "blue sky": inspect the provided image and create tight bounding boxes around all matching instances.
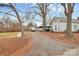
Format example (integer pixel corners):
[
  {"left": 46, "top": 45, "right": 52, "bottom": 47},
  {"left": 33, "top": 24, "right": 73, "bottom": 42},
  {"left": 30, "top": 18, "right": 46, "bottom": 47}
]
[
  {"left": 0, "top": 3, "right": 79, "bottom": 18},
  {"left": 0, "top": 3, "right": 79, "bottom": 26}
]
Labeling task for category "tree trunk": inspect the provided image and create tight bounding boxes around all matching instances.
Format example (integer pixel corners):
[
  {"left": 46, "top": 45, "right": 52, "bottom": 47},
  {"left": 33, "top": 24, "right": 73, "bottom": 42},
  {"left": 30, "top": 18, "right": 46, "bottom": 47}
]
[
  {"left": 43, "top": 15, "right": 46, "bottom": 32},
  {"left": 49, "top": 19, "right": 54, "bottom": 32},
  {"left": 16, "top": 12, "right": 24, "bottom": 38},
  {"left": 10, "top": 4, "right": 24, "bottom": 38},
  {"left": 64, "top": 3, "right": 74, "bottom": 38},
  {"left": 65, "top": 14, "right": 73, "bottom": 38}
]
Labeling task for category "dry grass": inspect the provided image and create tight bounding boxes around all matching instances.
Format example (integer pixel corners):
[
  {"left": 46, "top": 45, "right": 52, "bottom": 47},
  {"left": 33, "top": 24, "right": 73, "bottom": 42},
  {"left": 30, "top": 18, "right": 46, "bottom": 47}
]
[
  {"left": 0, "top": 32, "right": 32, "bottom": 56},
  {"left": 0, "top": 32, "right": 18, "bottom": 38},
  {"left": 40, "top": 32, "right": 79, "bottom": 45}
]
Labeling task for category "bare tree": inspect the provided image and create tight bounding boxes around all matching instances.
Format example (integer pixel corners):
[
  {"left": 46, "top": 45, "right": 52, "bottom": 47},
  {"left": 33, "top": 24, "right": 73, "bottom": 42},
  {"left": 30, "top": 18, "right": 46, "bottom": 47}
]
[
  {"left": 0, "top": 18, "right": 4, "bottom": 32},
  {"left": 61, "top": 3, "right": 75, "bottom": 38},
  {"left": 25, "top": 11, "right": 36, "bottom": 31},
  {"left": 1, "top": 15, "right": 11, "bottom": 31},
  {"left": 29, "top": 3, "right": 51, "bottom": 31},
  {"left": 0, "top": 3, "right": 24, "bottom": 38},
  {"left": 9, "top": 3, "right": 24, "bottom": 38},
  {"left": 37, "top": 3, "right": 51, "bottom": 31},
  {"left": 25, "top": 11, "right": 35, "bottom": 22}
]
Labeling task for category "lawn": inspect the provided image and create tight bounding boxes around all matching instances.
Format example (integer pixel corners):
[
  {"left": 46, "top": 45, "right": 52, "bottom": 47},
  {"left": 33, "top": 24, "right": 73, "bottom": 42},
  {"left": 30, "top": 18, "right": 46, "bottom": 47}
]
[
  {"left": 0, "top": 32, "right": 32, "bottom": 38},
  {"left": 0, "top": 32, "right": 32, "bottom": 56},
  {"left": 0, "top": 32, "right": 19, "bottom": 38}
]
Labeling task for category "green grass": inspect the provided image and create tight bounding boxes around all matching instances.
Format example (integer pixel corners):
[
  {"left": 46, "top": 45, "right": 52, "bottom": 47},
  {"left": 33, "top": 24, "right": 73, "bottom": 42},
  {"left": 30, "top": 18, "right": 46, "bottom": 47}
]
[{"left": 0, "top": 32, "right": 19, "bottom": 38}]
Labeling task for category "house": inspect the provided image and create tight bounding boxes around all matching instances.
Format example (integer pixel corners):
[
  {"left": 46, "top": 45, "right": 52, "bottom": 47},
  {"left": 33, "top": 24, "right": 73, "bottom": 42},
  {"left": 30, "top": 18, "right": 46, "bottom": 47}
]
[
  {"left": 37, "top": 26, "right": 43, "bottom": 31},
  {"left": 37, "top": 26, "right": 50, "bottom": 32},
  {"left": 31, "top": 26, "right": 36, "bottom": 32},
  {"left": 51, "top": 17, "right": 79, "bottom": 32}
]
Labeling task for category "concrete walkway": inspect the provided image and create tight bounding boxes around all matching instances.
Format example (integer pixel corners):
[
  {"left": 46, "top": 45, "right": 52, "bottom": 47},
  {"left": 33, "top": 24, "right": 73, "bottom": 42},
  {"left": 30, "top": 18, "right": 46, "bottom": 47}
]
[
  {"left": 63, "top": 47, "right": 79, "bottom": 56},
  {"left": 32, "top": 32, "right": 77, "bottom": 56}
]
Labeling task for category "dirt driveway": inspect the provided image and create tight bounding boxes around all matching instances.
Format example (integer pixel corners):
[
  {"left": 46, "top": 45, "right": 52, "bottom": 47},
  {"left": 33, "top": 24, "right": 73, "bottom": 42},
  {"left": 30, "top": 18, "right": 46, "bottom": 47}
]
[{"left": 32, "top": 32, "right": 77, "bottom": 56}]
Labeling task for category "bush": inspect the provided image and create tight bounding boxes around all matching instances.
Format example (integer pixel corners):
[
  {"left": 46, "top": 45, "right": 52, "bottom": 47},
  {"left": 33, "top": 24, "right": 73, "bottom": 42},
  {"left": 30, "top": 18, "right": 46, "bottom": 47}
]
[
  {"left": 77, "top": 30, "right": 79, "bottom": 32},
  {"left": 64, "top": 30, "right": 66, "bottom": 32},
  {"left": 45, "top": 28, "right": 50, "bottom": 32},
  {"left": 50, "top": 29, "right": 54, "bottom": 32}
]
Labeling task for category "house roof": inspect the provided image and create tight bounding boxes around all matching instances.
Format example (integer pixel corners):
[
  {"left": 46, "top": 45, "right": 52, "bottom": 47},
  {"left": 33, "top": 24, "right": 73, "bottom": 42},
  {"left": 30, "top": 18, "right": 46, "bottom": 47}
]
[{"left": 52, "top": 17, "right": 79, "bottom": 23}]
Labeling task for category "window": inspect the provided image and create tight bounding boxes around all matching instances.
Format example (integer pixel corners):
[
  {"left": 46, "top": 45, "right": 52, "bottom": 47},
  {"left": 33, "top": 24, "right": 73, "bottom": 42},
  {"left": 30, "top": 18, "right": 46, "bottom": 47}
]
[{"left": 74, "top": 25, "right": 77, "bottom": 31}]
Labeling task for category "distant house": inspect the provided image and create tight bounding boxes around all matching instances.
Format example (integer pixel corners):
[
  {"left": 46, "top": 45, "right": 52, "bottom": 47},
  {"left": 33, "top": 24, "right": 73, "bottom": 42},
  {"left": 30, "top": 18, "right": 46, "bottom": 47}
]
[
  {"left": 37, "top": 26, "right": 50, "bottom": 32},
  {"left": 51, "top": 17, "right": 79, "bottom": 32},
  {"left": 37, "top": 26, "right": 43, "bottom": 31},
  {"left": 31, "top": 26, "right": 36, "bottom": 32}
]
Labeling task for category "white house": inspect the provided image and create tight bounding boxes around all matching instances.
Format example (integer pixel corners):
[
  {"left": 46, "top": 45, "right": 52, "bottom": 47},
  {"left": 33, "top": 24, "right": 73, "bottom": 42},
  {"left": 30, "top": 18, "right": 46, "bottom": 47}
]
[{"left": 51, "top": 17, "right": 79, "bottom": 32}]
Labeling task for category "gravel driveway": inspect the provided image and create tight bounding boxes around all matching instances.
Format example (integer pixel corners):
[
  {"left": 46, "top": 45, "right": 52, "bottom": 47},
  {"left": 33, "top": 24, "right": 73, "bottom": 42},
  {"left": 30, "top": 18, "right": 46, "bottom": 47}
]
[{"left": 32, "top": 32, "right": 77, "bottom": 56}]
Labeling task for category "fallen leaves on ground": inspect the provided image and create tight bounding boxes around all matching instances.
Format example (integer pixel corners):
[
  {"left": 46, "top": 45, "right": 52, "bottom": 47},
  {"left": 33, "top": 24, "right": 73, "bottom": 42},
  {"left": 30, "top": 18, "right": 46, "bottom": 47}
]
[
  {"left": 40, "top": 32, "right": 79, "bottom": 45},
  {"left": 0, "top": 32, "right": 32, "bottom": 56}
]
